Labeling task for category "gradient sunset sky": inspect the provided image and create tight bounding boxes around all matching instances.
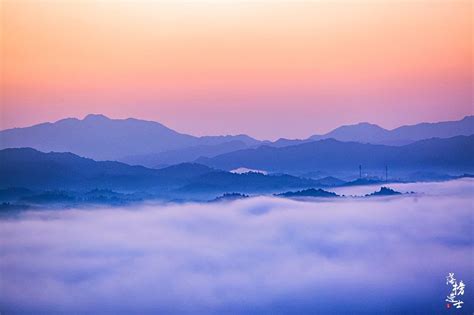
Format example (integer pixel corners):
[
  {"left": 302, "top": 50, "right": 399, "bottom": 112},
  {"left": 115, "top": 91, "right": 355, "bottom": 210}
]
[{"left": 1, "top": 0, "right": 472, "bottom": 139}]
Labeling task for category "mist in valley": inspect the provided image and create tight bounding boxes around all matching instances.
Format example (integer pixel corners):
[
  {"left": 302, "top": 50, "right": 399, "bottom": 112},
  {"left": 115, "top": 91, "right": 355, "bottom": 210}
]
[{"left": 0, "top": 179, "right": 472, "bottom": 314}]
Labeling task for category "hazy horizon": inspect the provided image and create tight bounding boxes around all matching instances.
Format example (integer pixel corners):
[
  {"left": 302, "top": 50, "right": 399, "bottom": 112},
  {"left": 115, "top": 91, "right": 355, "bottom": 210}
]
[{"left": 1, "top": 112, "right": 472, "bottom": 141}]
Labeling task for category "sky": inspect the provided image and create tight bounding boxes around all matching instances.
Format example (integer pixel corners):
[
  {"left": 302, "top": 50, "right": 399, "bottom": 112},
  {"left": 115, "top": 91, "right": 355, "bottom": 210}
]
[{"left": 0, "top": 0, "right": 472, "bottom": 140}]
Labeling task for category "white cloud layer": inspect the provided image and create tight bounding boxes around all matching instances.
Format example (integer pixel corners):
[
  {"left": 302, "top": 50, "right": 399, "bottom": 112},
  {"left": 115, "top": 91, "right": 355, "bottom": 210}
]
[{"left": 0, "top": 179, "right": 473, "bottom": 314}]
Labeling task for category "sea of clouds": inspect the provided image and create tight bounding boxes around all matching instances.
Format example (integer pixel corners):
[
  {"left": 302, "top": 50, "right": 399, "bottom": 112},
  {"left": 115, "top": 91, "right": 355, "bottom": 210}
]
[{"left": 0, "top": 179, "right": 473, "bottom": 314}]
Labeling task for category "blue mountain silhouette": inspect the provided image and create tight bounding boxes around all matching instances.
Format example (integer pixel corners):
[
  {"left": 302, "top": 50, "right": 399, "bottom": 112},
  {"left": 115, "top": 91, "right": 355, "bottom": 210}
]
[
  {"left": 0, "top": 148, "right": 321, "bottom": 194},
  {"left": 273, "top": 116, "right": 474, "bottom": 147},
  {"left": 1, "top": 115, "right": 472, "bottom": 166},
  {"left": 197, "top": 135, "right": 474, "bottom": 173},
  {"left": 0, "top": 114, "right": 260, "bottom": 161}
]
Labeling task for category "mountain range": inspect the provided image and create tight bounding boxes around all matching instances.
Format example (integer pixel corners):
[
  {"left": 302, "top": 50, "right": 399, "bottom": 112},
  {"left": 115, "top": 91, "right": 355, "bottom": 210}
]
[
  {"left": 273, "top": 116, "right": 474, "bottom": 147},
  {"left": 0, "top": 114, "right": 261, "bottom": 162},
  {"left": 1, "top": 133, "right": 472, "bottom": 205},
  {"left": 0, "top": 114, "right": 472, "bottom": 167},
  {"left": 197, "top": 135, "right": 474, "bottom": 174},
  {"left": 0, "top": 148, "right": 323, "bottom": 198}
]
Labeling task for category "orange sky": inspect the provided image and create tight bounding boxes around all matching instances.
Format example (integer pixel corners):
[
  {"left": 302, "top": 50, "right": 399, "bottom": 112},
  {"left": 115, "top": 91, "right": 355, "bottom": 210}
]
[{"left": 0, "top": 0, "right": 472, "bottom": 139}]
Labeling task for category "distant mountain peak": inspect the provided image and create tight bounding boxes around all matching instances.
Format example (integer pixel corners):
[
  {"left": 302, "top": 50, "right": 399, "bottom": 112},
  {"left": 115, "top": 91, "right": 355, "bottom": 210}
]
[
  {"left": 355, "top": 122, "right": 384, "bottom": 128},
  {"left": 0, "top": 114, "right": 261, "bottom": 162},
  {"left": 83, "top": 114, "right": 110, "bottom": 121},
  {"left": 53, "top": 117, "right": 80, "bottom": 124},
  {"left": 305, "top": 115, "right": 473, "bottom": 146},
  {"left": 334, "top": 122, "right": 387, "bottom": 131}
]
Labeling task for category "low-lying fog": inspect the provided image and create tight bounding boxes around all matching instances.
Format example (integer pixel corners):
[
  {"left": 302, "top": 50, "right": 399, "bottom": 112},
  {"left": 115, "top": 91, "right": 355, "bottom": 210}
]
[{"left": 1, "top": 179, "right": 473, "bottom": 314}]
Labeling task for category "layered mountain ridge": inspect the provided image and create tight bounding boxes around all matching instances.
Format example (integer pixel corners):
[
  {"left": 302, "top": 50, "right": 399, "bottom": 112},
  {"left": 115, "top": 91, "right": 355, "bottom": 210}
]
[{"left": 1, "top": 114, "right": 472, "bottom": 169}]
